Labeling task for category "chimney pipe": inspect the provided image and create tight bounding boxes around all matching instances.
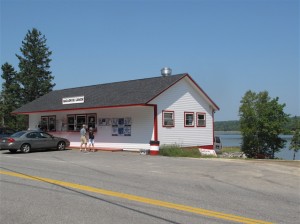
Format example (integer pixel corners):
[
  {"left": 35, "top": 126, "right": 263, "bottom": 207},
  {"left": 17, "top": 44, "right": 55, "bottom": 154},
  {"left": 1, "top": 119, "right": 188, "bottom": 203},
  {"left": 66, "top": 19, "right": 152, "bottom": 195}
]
[{"left": 161, "top": 67, "right": 172, "bottom": 76}]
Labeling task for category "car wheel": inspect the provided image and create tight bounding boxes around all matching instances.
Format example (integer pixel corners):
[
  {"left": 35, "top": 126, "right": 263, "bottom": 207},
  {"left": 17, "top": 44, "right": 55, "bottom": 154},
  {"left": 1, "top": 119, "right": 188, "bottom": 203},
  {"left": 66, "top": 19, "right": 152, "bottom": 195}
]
[
  {"left": 21, "top": 144, "right": 31, "bottom": 153},
  {"left": 9, "top": 149, "right": 17, "bottom": 153},
  {"left": 57, "top": 141, "right": 66, "bottom": 151}
]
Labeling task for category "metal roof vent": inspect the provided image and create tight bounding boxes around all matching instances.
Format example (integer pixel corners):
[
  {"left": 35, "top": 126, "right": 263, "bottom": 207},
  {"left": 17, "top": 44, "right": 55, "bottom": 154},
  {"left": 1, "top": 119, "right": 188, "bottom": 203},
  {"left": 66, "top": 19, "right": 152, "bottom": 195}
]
[{"left": 161, "top": 67, "right": 172, "bottom": 76}]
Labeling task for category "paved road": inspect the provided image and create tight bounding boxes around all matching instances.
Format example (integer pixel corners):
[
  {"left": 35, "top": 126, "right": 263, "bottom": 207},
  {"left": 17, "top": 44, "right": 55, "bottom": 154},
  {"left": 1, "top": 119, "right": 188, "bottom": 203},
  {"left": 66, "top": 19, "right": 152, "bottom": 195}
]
[{"left": 0, "top": 149, "right": 299, "bottom": 224}]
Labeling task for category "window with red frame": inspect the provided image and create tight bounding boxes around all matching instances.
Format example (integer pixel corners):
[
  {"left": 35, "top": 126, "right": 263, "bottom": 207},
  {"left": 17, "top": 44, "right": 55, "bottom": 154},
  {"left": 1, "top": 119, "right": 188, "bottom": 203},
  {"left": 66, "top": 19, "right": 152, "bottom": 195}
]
[
  {"left": 162, "top": 111, "right": 174, "bottom": 127},
  {"left": 197, "top": 113, "right": 206, "bottom": 127},
  {"left": 184, "top": 112, "right": 194, "bottom": 127}
]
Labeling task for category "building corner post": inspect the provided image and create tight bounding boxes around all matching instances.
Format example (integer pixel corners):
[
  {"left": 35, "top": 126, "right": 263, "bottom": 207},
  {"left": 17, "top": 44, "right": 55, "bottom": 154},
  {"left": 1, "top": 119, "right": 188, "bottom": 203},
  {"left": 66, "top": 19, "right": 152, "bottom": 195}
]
[{"left": 150, "top": 104, "right": 159, "bottom": 155}]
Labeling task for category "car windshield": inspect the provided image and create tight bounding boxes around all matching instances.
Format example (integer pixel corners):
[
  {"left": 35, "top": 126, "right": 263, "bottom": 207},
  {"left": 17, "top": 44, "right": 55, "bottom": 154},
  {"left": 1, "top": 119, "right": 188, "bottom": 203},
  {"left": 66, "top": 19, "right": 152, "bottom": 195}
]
[{"left": 11, "top": 131, "right": 27, "bottom": 138}]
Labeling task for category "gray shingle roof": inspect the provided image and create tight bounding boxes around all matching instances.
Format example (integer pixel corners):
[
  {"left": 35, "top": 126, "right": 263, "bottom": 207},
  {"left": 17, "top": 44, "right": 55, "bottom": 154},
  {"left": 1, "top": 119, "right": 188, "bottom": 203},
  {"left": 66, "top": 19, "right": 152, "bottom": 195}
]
[{"left": 14, "top": 73, "right": 195, "bottom": 114}]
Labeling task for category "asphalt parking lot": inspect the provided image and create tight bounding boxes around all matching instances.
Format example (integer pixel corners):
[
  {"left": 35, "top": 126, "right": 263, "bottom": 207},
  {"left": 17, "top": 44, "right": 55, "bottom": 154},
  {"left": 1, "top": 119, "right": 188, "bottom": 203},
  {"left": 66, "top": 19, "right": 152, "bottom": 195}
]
[{"left": 1, "top": 149, "right": 299, "bottom": 224}]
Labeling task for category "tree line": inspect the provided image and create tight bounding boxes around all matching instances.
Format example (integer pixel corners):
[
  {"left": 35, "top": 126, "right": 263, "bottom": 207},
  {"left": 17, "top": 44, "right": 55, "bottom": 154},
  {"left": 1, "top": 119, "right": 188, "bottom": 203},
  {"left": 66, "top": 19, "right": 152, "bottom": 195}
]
[{"left": 215, "top": 116, "right": 300, "bottom": 134}]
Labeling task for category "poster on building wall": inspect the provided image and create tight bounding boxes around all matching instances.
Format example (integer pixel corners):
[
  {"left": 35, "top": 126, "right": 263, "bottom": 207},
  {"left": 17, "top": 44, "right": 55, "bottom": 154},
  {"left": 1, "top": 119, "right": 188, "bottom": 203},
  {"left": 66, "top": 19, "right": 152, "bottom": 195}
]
[
  {"left": 112, "top": 125, "right": 118, "bottom": 136},
  {"left": 98, "top": 118, "right": 111, "bottom": 126},
  {"left": 111, "top": 117, "right": 131, "bottom": 136},
  {"left": 124, "top": 125, "right": 131, "bottom": 136},
  {"left": 124, "top": 117, "right": 132, "bottom": 125},
  {"left": 111, "top": 118, "right": 118, "bottom": 126}
]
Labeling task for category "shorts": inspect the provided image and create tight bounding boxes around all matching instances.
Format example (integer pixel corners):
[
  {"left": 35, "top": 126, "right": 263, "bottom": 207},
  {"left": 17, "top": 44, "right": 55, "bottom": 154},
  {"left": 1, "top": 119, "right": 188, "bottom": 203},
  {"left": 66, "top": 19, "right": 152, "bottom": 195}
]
[
  {"left": 81, "top": 136, "right": 87, "bottom": 144},
  {"left": 89, "top": 139, "right": 94, "bottom": 145}
]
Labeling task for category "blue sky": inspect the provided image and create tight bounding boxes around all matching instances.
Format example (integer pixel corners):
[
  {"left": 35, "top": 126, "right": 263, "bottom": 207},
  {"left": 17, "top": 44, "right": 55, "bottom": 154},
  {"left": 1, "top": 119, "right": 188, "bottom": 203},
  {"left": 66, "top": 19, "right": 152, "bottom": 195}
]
[{"left": 1, "top": 0, "right": 299, "bottom": 121}]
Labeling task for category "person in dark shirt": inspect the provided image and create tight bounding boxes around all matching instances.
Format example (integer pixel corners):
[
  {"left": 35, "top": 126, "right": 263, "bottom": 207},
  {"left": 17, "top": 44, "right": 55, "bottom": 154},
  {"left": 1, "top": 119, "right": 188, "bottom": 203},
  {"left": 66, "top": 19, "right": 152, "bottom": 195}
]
[{"left": 88, "top": 127, "right": 95, "bottom": 152}]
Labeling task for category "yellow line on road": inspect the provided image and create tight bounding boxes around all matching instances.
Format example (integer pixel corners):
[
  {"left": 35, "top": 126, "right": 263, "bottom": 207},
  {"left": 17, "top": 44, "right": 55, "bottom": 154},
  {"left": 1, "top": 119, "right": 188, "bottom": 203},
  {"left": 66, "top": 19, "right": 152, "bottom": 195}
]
[{"left": 0, "top": 169, "right": 273, "bottom": 224}]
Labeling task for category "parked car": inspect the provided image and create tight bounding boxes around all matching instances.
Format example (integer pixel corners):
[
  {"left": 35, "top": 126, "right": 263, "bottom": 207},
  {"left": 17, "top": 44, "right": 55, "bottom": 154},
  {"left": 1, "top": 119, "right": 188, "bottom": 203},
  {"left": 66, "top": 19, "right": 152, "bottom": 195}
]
[
  {"left": 0, "top": 130, "right": 70, "bottom": 153},
  {"left": 0, "top": 127, "right": 16, "bottom": 139},
  {"left": 214, "top": 136, "right": 222, "bottom": 153}
]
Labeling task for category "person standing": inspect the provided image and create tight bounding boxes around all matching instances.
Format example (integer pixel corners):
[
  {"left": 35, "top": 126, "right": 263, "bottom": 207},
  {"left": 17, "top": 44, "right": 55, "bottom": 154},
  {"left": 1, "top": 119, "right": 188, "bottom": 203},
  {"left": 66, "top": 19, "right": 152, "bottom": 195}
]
[
  {"left": 37, "top": 125, "right": 42, "bottom": 131},
  {"left": 80, "top": 124, "right": 87, "bottom": 152},
  {"left": 88, "top": 127, "right": 95, "bottom": 152}
]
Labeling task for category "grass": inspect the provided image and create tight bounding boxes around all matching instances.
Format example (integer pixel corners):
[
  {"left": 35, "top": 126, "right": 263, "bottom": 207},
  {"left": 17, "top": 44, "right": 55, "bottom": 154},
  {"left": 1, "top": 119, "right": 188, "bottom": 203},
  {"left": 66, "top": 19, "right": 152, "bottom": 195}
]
[
  {"left": 159, "top": 144, "right": 217, "bottom": 158},
  {"left": 159, "top": 144, "right": 201, "bottom": 158},
  {"left": 159, "top": 145, "right": 242, "bottom": 158}
]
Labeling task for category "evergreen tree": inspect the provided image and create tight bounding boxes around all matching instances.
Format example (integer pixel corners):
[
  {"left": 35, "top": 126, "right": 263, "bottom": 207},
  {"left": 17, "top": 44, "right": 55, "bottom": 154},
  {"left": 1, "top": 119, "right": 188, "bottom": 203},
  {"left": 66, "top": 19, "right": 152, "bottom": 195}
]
[
  {"left": 289, "top": 129, "right": 300, "bottom": 160},
  {"left": 16, "top": 28, "right": 55, "bottom": 104},
  {"left": 0, "top": 63, "right": 24, "bottom": 129},
  {"left": 239, "top": 90, "right": 289, "bottom": 158}
]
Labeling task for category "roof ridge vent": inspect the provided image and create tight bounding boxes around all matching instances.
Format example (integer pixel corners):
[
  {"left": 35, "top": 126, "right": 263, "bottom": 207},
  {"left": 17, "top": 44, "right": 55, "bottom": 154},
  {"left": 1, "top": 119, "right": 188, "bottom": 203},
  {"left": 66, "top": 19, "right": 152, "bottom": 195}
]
[{"left": 161, "top": 67, "right": 172, "bottom": 76}]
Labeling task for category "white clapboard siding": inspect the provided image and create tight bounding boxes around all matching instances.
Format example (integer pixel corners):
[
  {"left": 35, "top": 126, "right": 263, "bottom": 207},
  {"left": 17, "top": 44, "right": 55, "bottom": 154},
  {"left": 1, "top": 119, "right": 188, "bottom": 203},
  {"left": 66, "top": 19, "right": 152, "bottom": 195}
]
[{"left": 149, "top": 77, "right": 214, "bottom": 147}]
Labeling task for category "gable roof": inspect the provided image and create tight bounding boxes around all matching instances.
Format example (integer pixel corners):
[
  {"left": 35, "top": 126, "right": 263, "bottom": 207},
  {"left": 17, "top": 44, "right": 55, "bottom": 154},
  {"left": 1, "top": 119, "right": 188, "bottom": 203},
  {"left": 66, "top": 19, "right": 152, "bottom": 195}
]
[{"left": 13, "top": 73, "right": 219, "bottom": 114}]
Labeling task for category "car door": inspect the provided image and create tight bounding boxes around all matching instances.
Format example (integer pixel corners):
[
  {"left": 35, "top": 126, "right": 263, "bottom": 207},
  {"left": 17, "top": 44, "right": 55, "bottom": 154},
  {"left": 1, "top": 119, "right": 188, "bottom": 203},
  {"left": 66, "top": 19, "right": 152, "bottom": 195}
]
[
  {"left": 37, "top": 132, "right": 57, "bottom": 149},
  {"left": 26, "top": 132, "right": 42, "bottom": 149}
]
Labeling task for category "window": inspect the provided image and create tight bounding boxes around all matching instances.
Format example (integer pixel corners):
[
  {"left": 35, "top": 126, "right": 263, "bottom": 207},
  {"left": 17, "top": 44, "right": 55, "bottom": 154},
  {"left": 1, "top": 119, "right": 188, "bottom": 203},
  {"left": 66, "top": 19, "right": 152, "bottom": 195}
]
[
  {"left": 39, "top": 132, "right": 53, "bottom": 138},
  {"left": 87, "top": 114, "right": 96, "bottom": 130},
  {"left": 67, "top": 113, "right": 97, "bottom": 131},
  {"left": 49, "top": 116, "right": 56, "bottom": 131},
  {"left": 76, "top": 115, "right": 86, "bottom": 131},
  {"left": 67, "top": 115, "right": 75, "bottom": 131},
  {"left": 197, "top": 113, "right": 206, "bottom": 127},
  {"left": 184, "top": 112, "right": 194, "bottom": 127},
  {"left": 41, "top": 116, "right": 49, "bottom": 131},
  {"left": 27, "top": 132, "right": 39, "bottom": 138},
  {"left": 40, "top": 116, "right": 56, "bottom": 131},
  {"left": 162, "top": 111, "right": 174, "bottom": 127}
]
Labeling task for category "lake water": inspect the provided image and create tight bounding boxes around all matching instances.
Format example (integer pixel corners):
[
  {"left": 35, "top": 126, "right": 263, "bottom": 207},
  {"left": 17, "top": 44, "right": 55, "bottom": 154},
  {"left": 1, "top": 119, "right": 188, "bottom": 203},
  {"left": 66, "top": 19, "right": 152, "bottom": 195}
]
[{"left": 215, "top": 132, "right": 299, "bottom": 160}]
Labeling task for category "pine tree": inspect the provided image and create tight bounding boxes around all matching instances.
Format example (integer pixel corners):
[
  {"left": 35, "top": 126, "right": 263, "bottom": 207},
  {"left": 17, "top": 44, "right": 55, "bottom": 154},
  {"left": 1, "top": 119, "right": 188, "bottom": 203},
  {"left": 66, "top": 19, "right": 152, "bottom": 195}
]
[
  {"left": 0, "top": 63, "right": 23, "bottom": 129},
  {"left": 16, "top": 28, "right": 55, "bottom": 104}
]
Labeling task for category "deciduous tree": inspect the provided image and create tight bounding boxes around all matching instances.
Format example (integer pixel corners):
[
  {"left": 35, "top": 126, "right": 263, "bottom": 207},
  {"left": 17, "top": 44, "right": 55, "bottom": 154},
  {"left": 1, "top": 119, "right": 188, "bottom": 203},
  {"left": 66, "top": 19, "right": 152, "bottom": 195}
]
[
  {"left": 289, "top": 129, "right": 300, "bottom": 160},
  {"left": 239, "top": 90, "right": 289, "bottom": 158}
]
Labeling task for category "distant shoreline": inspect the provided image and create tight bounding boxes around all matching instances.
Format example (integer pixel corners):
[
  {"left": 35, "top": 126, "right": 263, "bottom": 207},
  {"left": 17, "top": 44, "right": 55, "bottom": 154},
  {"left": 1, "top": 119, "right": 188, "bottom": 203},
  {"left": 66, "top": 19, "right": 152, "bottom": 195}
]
[{"left": 214, "top": 131, "right": 241, "bottom": 135}]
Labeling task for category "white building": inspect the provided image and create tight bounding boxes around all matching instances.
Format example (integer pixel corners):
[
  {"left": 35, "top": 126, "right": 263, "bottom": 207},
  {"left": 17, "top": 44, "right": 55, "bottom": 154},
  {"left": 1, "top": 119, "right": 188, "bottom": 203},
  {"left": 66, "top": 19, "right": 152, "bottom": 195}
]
[{"left": 13, "top": 71, "right": 219, "bottom": 155}]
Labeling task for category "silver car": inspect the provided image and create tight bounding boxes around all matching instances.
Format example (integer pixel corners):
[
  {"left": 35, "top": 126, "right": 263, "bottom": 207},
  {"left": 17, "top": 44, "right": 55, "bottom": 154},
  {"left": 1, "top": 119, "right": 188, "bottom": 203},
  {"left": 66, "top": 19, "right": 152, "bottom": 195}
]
[{"left": 0, "top": 130, "right": 70, "bottom": 153}]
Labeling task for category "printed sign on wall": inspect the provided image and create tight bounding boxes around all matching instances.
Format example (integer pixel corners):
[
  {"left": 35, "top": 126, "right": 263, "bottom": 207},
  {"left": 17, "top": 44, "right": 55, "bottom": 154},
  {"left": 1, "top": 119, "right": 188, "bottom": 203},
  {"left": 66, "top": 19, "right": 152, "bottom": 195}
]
[
  {"left": 98, "top": 118, "right": 111, "bottom": 126},
  {"left": 112, "top": 117, "right": 131, "bottom": 136}
]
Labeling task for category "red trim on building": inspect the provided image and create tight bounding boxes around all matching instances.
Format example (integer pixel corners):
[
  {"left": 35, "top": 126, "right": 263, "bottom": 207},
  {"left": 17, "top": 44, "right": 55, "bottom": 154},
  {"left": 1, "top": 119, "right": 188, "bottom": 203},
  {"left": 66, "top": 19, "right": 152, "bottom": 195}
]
[
  {"left": 196, "top": 112, "right": 206, "bottom": 127},
  {"left": 145, "top": 75, "right": 188, "bottom": 103},
  {"left": 186, "top": 74, "right": 220, "bottom": 111},
  {"left": 212, "top": 108, "right": 215, "bottom": 147},
  {"left": 184, "top": 112, "right": 195, "bottom": 127},
  {"left": 146, "top": 104, "right": 158, "bottom": 141},
  {"left": 199, "top": 145, "right": 214, "bottom": 150},
  {"left": 162, "top": 110, "right": 175, "bottom": 128},
  {"left": 146, "top": 74, "right": 219, "bottom": 111},
  {"left": 153, "top": 105, "right": 158, "bottom": 141}
]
